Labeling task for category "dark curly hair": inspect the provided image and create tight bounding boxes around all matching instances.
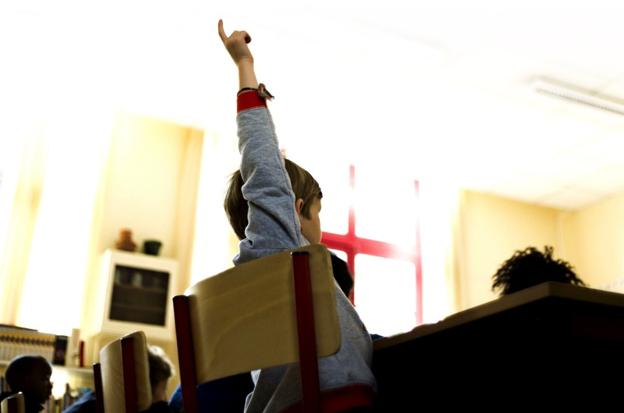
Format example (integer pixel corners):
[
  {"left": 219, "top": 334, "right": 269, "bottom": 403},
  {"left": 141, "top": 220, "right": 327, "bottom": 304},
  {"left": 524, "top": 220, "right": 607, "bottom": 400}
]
[{"left": 492, "top": 246, "right": 585, "bottom": 296}]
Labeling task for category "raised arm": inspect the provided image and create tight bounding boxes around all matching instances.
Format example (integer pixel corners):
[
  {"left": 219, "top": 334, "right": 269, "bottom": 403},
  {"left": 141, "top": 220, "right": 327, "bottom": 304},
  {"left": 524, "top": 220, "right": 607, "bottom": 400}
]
[
  {"left": 218, "top": 20, "right": 304, "bottom": 264},
  {"left": 218, "top": 19, "right": 258, "bottom": 90}
]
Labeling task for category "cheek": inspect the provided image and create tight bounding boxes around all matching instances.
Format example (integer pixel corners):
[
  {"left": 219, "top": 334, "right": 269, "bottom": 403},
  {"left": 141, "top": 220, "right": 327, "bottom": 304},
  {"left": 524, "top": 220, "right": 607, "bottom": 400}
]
[{"left": 313, "top": 217, "right": 322, "bottom": 241}]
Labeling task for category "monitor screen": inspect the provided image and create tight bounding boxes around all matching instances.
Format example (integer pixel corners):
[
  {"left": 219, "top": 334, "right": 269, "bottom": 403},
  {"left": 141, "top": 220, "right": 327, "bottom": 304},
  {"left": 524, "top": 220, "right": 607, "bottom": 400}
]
[{"left": 109, "top": 264, "right": 169, "bottom": 326}]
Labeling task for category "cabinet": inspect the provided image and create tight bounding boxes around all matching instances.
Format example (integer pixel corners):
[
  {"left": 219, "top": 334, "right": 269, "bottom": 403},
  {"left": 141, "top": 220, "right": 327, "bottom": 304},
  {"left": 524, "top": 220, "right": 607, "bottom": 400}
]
[{"left": 85, "top": 250, "right": 178, "bottom": 342}]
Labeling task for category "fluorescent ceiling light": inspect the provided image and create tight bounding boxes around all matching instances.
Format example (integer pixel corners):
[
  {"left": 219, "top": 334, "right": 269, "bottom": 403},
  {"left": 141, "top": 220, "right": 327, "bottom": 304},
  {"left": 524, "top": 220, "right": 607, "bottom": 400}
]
[{"left": 533, "top": 76, "right": 624, "bottom": 116}]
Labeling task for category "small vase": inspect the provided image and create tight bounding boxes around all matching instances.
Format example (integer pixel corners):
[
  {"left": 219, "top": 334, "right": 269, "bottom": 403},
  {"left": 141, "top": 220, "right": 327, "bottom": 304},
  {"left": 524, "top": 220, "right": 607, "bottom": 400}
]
[{"left": 116, "top": 228, "right": 137, "bottom": 252}]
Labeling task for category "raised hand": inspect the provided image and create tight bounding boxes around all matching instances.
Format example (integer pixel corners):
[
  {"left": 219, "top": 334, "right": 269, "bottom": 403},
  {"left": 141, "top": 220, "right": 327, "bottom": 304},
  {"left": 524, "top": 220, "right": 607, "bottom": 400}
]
[{"left": 218, "top": 19, "right": 254, "bottom": 66}]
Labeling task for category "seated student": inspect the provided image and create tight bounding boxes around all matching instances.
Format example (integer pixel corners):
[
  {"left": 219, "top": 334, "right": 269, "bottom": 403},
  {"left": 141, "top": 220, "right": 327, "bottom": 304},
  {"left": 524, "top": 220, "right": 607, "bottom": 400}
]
[
  {"left": 143, "top": 345, "right": 175, "bottom": 413},
  {"left": 492, "top": 245, "right": 586, "bottom": 296},
  {"left": 0, "top": 355, "right": 53, "bottom": 413},
  {"left": 62, "top": 345, "right": 175, "bottom": 413},
  {"left": 169, "top": 372, "right": 253, "bottom": 413},
  {"left": 218, "top": 19, "right": 375, "bottom": 413}
]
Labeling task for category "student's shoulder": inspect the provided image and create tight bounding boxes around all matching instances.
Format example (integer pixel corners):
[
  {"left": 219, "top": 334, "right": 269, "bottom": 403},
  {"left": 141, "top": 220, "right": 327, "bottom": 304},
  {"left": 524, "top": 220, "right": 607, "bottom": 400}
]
[{"left": 62, "top": 390, "right": 96, "bottom": 413}]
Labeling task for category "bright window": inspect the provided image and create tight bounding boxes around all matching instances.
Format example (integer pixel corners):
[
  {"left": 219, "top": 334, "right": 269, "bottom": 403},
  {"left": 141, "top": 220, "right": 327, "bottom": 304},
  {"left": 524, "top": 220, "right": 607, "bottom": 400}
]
[
  {"left": 321, "top": 165, "right": 422, "bottom": 336},
  {"left": 355, "top": 254, "right": 417, "bottom": 336}
]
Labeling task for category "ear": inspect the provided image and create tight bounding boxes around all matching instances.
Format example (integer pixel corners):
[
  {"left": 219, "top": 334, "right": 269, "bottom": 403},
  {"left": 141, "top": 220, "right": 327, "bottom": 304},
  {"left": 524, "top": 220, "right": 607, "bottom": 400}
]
[{"left": 295, "top": 198, "right": 304, "bottom": 215}]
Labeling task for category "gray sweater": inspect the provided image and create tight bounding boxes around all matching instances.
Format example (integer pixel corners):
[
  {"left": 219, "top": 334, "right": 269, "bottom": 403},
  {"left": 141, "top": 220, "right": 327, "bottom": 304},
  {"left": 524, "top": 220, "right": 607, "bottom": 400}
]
[{"left": 234, "top": 99, "right": 375, "bottom": 413}]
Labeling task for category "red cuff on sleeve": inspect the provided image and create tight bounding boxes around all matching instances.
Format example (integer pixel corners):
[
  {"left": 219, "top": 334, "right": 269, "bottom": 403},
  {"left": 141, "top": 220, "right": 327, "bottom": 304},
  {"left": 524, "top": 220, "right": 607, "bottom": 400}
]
[{"left": 237, "top": 90, "right": 267, "bottom": 113}]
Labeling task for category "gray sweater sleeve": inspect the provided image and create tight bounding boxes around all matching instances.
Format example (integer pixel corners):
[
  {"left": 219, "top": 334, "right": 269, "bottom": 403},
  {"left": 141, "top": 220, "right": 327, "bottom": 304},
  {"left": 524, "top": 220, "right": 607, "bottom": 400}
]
[
  {"left": 234, "top": 106, "right": 306, "bottom": 265},
  {"left": 234, "top": 93, "right": 375, "bottom": 413}
]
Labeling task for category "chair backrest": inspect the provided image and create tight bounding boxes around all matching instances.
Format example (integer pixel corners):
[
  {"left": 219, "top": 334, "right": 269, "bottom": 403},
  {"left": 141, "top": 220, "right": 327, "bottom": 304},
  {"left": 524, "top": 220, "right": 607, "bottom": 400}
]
[
  {"left": 0, "top": 392, "right": 25, "bottom": 413},
  {"left": 174, "top": 244, "right": 340, "bottom": 413},
  {"left": 98, "top": 331, "right": 152, "bottom": 413}
]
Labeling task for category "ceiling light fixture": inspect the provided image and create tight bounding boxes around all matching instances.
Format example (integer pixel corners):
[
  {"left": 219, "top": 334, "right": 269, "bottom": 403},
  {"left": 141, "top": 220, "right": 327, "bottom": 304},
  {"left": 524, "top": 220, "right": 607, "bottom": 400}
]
[{"left": 533, "top": 76, "right": 624, "bottom": 116}]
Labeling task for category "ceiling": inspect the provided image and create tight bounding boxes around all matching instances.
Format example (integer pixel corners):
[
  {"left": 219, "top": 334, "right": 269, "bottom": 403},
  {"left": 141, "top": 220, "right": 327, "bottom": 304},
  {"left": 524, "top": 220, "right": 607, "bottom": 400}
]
[{"left": 2, "top": 0, "right": 623, "bottom": 210}]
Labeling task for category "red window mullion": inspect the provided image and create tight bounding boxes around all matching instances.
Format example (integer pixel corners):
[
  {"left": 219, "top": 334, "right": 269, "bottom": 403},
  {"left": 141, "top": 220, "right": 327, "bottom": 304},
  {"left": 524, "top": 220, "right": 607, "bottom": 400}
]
[
  {"left": 348, "top": 165, "right": 356, "bottom": 236},
  {"left": 323, "top": 233, "right": 419, "bottom": 263},
  {"left": 414, "top": 180, "right": 423, "bottom": 325}
]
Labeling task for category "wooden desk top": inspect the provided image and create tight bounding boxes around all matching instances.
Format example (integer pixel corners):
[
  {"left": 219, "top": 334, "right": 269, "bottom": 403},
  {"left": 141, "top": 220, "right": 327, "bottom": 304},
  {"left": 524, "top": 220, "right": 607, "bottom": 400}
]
[{"left": 374, "top": 282, "right": 624, "bottom": 350}]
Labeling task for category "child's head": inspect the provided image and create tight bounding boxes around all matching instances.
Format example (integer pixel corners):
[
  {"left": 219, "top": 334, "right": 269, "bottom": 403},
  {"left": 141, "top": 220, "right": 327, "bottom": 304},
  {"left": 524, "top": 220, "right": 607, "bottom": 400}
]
[
  {"left": 5, "top": 355, "right": 53, "bottom": 404},
  {"left": 492, "top": 246, "right": 585, "bottom": 296},
  {"left": 225, "top": 158, "right": 323, "bottom": 244},
  {"left": 147, "top": 345, "right": 174, "bottom": 403}
]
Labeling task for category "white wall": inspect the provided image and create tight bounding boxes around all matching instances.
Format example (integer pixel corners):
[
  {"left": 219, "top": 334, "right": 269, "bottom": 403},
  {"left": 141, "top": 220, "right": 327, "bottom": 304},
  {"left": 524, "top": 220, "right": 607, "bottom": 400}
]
[
  {"left": 456, "top": 191, "right": 561, "bottom": 309},
  {"left": 99, "top": 113, "right": 190, "bottom": 258}
]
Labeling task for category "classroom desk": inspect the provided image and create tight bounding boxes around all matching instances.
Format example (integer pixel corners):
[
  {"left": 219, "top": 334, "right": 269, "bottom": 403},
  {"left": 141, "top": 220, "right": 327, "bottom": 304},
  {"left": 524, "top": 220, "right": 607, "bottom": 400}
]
[{"left": 372, "top": 282, "right": 624, "bottom": 410}]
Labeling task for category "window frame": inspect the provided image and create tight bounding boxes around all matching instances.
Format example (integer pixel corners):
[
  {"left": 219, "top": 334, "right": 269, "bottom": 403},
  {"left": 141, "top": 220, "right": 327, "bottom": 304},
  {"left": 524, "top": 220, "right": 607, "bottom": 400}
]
[{"left": 321, "top": 165, "right": 423, "bottom": 325}]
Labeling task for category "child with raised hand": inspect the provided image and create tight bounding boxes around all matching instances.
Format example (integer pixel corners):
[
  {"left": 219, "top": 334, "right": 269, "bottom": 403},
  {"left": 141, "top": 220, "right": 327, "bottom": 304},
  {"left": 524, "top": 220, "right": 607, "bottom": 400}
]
[{"left": 218, "top": 19, "right": 376, "bottom": 413}]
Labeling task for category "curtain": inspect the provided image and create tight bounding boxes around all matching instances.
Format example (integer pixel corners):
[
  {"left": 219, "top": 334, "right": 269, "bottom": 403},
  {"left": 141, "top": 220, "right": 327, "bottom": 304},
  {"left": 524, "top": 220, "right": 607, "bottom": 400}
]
[
  {"left": 0, "top": 130, "right": 47, "bottom": 325},
  {"left": 0, "top": 111, "right": 114, "bottom": 334},
  {"left": 189, "top": 130, "right": 240, "bottom": 285}
]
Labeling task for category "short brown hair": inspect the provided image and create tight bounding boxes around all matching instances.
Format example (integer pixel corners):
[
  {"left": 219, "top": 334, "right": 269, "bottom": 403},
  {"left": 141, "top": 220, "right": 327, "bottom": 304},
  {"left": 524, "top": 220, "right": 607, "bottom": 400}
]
[
  {"left": 224, "top": 158, "right": 322, "bottom": 240},
  {"left": 147, "top": 345, "right": 174, "bottom": 388}
]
